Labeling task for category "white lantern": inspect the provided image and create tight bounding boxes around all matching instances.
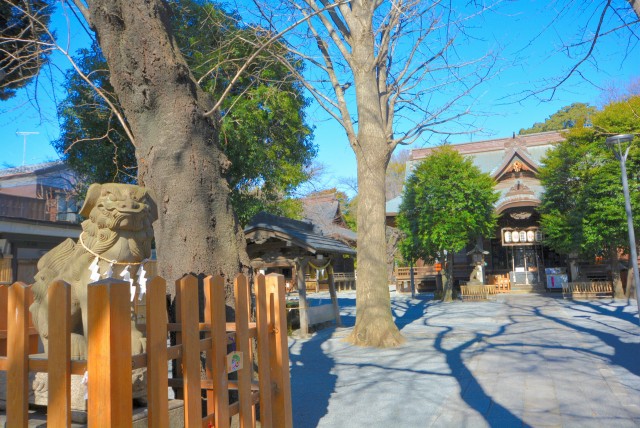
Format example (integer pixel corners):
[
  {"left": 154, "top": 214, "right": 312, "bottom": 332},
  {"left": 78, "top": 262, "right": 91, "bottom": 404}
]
[
  {"left": 535, "top": 230, "right": 543, "bottom": 242},
  {"left": 504, "top": 231, "right": 512, "bottom": 243},
  {"left": 511, "top": 231, "right": 520, "bottom": 242},
  {"left": 519, "top": 231, "right": 527, "bottom": 242},
  {"left": 527, "top": 230, "right": 535, "bottom": 242}
]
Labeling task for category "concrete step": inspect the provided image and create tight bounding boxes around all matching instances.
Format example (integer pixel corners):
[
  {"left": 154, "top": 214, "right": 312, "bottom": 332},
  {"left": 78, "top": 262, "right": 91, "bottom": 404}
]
[{"left": 510, "top": 283, "right": 545, "bottom": 294}]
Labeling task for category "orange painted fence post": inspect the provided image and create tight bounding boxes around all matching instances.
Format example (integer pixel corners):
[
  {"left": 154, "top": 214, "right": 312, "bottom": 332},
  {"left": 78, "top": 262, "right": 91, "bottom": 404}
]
[
  {"left": 255, "top": 274, "right": 273, "bottom": 428},
  {"left": 234, "top": 273, "right": 254, "bottom": 427},
  {"left": 146, "top": 276, "right": 169, "bottom": 428},
  {"left": 47, "top": 280, "right": 72, "bottom": 427},
  {"left": 87, "top": 279, "right": 133, "bottom": 428},
  {"left": 204, "top": 275, "right": 230, "bottom": 428},
  {"left": 0, "top": 285, "right": 7, "bottom": 356},
  {"left": 265, "top": 274, "right": 293, "bottom": 428},
  {"left": 7, "top": 282, "right": 30, "bottom": 428},
  {"left": 176, "top": 275, "right": 201, "bottom": 428}
]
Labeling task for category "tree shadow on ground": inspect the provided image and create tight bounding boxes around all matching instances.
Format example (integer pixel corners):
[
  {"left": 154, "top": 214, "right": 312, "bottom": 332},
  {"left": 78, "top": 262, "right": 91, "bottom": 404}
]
[
  {"left": 424, "top": 308, "right": 525, "bottom": 426},
  {"left": 533, "top": 298, "right": 640, "bottom": 377}
]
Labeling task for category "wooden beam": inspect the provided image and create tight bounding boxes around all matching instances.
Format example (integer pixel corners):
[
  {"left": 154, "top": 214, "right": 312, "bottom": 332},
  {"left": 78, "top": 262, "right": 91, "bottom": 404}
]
[
  {"left": 296, "top": 258, "right": 310, "bottom": 337},
  {"left": 327, "top": 265, "right": 342, "bottom": 327}
]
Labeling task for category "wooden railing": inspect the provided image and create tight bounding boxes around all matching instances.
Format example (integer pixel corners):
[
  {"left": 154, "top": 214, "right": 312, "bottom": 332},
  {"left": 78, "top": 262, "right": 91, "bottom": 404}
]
[
  {"left": 487, "top": 274, "right": 511, "bottom": 293},
  {"left": 394, "top": 266, "right": 439, "bottom": 280},
  {"left": 460, "top": 285, "right": 497, "bottom": 301},
  {"left": 304, "top": 272, "right": 356, "bottom": 292},
  {"left": 0, "top": 273, "right": 292, "bottom": 428},
  {"left": 562, "top": 281, "right": 613, "bottom": 299}
]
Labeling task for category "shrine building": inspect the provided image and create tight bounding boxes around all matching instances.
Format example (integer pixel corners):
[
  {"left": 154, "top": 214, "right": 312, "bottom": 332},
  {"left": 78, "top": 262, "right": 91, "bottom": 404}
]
[{"left": 386, "top": 130, "right": 607, "bottom": 292}]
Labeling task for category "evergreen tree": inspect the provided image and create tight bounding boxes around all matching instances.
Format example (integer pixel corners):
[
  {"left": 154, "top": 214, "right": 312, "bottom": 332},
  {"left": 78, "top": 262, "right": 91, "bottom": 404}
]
[
  {"left": 398, "top": 146, "right": 498, "bottom": 302},
  {"left": 54, "top": 1, "right": 316, "bottom": 225},
  {"left": 539, "top": 96, "right": 640, "bottom": 297}
]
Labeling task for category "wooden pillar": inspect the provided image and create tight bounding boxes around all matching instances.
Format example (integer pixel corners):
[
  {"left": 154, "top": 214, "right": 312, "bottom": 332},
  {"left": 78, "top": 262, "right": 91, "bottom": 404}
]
[
  {"left": 327, "top": 265, "right": 341, "bottom": 326},
  {"left": 296, "top": 258, "right": 309, "bottom": 336},
  {"left": 87, "top": 279, "right": 133, "bottom": 427},
  {"left": 47, "top": 281, "right": 71, "bottom": 427},
  {"left": 7, "top": 282, "right": 29, "bottom": 428}
]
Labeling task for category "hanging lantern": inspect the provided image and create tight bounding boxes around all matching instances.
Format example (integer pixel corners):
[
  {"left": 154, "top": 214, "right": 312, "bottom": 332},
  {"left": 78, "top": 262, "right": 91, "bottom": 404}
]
[
  {"left": 527, "top": 230, "right": 535, "bottom": 242},
  {"left": 504, "top": 230, "right": 512, "bottom": 243},
  {"left": 511, "top": 231, "right": 520, "bottom": 242},
  {"left": 519, "top": 231, "right": 527, "bottom": 242},
  {"left": 535, "top": 230, "right": 543, "bottom": 242}
]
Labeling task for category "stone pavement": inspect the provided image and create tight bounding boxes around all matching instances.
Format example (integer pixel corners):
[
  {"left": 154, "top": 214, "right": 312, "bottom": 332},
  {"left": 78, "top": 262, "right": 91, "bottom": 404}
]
[{"left": 290, "top": 292, "right": 640, "bottom": 427}]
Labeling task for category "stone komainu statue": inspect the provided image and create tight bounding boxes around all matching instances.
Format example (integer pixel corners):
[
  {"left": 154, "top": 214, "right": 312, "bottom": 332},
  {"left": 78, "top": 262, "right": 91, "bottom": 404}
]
[{"left": 29, "top": 183, "right": 157, "bottom": 360}]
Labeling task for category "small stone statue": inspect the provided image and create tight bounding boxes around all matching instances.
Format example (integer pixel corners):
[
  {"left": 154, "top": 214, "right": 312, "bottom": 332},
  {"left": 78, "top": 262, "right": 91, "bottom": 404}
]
[{"left": 468, "top": 264, "right": 484, "bottom": 285}]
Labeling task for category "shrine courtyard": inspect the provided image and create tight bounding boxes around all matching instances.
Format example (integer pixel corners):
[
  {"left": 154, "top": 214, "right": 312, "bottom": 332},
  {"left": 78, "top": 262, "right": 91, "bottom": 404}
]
[{"left": 290, "top": 291, "right": 640, "bottom": 427}]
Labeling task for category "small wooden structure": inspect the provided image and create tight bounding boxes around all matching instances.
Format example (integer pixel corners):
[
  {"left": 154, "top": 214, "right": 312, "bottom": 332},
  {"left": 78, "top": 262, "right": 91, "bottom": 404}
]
[
  {"left": 0, "top": 273, "right": 292, "bottom": 427},
  {"left": 562, "top": 281, "right": 613, "bottom": 299},
  {"left": 394, "top": 265, "right": 440, "bottom": 293},
  {"left": 460, "top": 284, "right": 498, "bottom": 301},
  {"left": 245, "top": 212, "right": 356, "bottom": 336}
]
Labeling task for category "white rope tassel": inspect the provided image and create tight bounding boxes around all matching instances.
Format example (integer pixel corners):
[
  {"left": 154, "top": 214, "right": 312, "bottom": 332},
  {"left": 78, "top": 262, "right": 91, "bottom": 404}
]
[
  {"left": 137, "top": 262, "right": 148, "bottom": 301},
  {"left": 89, "top": 257, "right": 101, "bottom": 282},
  {"left": 120, "top": 265, "right": 135, "bottom": 302},
  {"left": 103, "top": 262, "right": 114, "bottom": 279}
]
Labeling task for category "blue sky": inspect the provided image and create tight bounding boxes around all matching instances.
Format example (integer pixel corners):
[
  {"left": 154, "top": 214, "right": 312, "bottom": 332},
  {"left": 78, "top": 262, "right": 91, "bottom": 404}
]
[{"left": 1, "top": 1, "right": 639, "bottom": 192}]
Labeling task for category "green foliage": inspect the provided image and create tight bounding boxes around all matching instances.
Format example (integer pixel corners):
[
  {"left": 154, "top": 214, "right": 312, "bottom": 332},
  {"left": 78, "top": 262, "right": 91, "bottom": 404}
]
[
  {"left": 397, "top": 146, "right": 499, "bottom": 263},
  {"left": 54, "top": 0, "right": 315, "bottom": 225},
  {"left": 538, "top": 96, "right": 640, "bottom": 258},
  {"left": 519, "top": 103, "right": 596, "bottom": 135},
  {"left": 0, "top": 0, "right": 53, "bottom": 100}
]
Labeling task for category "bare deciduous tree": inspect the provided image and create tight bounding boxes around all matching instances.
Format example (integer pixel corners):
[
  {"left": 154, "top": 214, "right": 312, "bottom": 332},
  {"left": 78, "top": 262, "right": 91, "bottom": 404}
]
[
  {"left": 386, "top": 149, "right": 410, "bottom": 201},
  {"left": 519, "top": 0, "right": 640, "bottom": 101},
  {"left": 253, "top": 0, "right": 498, "bottom": 347}
]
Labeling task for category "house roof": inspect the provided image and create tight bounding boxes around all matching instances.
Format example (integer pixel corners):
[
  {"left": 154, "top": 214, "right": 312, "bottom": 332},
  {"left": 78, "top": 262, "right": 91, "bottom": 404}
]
[
  {"left": 409, "top": 131, "right": 565, "bottom": 175},
  {"left": 301, "top": 190, "right": 357, "bottom": 244},
  {"left": 244, "top": 212, "right": 356, "bottom": 256},
  {"left": 0, "top": 161, "right": 65, "bottom": 178}
]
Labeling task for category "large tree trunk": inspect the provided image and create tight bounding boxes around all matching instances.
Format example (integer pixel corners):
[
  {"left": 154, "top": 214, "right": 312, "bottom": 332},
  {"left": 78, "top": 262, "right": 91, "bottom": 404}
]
[
  {"left": 442, "top": 251, "right": 454, "bottom": 302},
  {"left": 348, "top": 151, "right": 404, "bottom": 347},
  {"left": 609, "top": 247, "right": 624, "bottom": 298},
  {"left": 346, "top": 16, "right": 404, "bottom": 346},
  {"left": 86, "top": 1, "right": 250, "bottom": 301}
]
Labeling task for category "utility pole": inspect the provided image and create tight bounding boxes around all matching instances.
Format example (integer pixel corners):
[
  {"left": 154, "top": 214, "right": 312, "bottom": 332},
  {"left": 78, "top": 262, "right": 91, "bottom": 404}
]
[{"left": 16, "top": 131, "right": 39, "bottom": 166}]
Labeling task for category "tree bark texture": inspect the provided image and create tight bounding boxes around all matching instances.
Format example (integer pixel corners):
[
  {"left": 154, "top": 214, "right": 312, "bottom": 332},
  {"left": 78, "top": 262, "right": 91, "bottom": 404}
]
[
  {"left": 85, "top": 1, "right": 250, "bottom": 302},
  {"left": 348, "top": 156, "right": 404, "bottom": 347},
  {"left": 609, "top": 247, "right": 624, "bottom": 298},
  {"left": 442, "top": 252, "right": 454, "bottom": 302},
  {"left": 345, "top": 7, "right": 404, "bottom": 347}
]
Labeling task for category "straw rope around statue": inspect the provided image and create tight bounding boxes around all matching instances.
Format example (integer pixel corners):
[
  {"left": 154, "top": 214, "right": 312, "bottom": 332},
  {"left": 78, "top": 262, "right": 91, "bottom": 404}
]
[{"left": 79, "top": 226, "right": 151, "bottom": 302}]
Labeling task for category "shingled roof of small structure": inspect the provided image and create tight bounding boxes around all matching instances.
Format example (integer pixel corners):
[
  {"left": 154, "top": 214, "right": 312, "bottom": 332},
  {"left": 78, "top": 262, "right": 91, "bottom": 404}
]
[
  {"left": 244, "top": 212, "right": 356, "bottom": 256},
  {"left": 301, "top": 190, "right": 357, "bottom": 244}
]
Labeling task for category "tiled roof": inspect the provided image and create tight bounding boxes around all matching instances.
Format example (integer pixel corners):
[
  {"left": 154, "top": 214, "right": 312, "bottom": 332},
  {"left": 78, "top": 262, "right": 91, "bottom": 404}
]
[
  {"left": 245, "top": 212, "right": 356, "bottom": 255},
  {"left": 301, "top": 191, "right": 357, "bottom": 243},
  {"left": 0, "top": 161, "right": 64, "bottom": 178},
  {"left": 411, "top": 131, "right": 565, "bottom": 159}
]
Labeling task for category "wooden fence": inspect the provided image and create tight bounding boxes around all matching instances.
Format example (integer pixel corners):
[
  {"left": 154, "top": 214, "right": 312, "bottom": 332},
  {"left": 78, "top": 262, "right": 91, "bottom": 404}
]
[
  {"left": 0, "top": 273, "right": 292, "bottom": 428},
  {"left": 562, "top": 281, "right": 613, "bottom": 299}
]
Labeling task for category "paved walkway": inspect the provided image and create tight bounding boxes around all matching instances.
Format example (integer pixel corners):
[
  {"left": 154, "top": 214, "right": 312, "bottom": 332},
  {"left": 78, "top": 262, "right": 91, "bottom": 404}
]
[{"left": 290, "top": 292, "right": 640, "bottom": 427}]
